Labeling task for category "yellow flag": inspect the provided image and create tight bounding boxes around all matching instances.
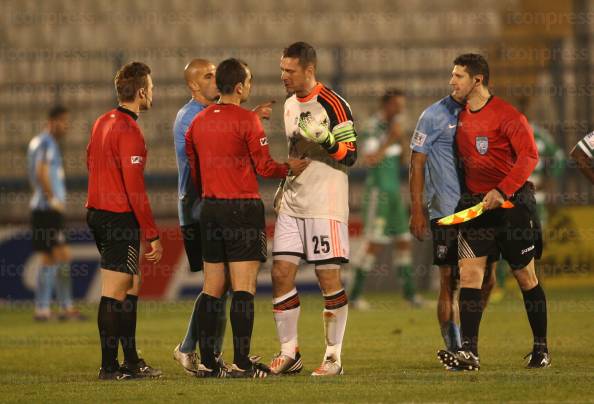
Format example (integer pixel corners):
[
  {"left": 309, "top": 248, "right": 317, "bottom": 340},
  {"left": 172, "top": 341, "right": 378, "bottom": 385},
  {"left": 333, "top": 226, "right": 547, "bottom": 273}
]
[{"left": 437, "top": 201, "right": 514, "bottom": 226}]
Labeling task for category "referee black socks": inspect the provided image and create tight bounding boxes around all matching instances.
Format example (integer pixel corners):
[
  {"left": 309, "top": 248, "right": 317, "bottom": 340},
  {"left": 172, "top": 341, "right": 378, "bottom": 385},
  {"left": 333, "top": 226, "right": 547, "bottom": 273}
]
[
  {"left": 231, "top": 291, "right": 255, "bottom": 370},
  {"left": 459, "top": 288, "right": 484, "bottom": 356},
  {"left": 197, "top": 293, "right": 224, "bottom": 369},
  {"left": 98, "top": 296, "right": 122, "bottom": 371},
  {"left": 522, "top": 283, "right": 548, "bottom": 353},
  {"left": 120, "top": 294, "right": 139, "bottom": 365}
]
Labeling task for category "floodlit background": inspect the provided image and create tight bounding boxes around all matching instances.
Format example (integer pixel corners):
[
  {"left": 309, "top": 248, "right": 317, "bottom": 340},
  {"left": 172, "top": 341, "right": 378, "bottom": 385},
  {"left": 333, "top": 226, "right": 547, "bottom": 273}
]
[
  {"left": 0, "top": 0, "right": 592, "bottom": 299},
  {"left": 2, "top": 2, "right": 594, "bottom": 402}
]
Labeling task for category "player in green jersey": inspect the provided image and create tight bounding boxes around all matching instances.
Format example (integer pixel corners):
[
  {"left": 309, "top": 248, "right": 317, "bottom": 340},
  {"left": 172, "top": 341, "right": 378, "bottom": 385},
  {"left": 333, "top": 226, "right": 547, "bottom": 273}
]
[{"left": 349, "top": 89, "right": 421, "bottom": 309}]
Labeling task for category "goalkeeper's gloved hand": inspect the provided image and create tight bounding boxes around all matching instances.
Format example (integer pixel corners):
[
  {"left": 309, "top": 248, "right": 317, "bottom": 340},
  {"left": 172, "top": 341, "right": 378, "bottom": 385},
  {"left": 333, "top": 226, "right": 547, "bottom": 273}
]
[{"left": 298, "top": 114, "right": 335, "bottom": 148}]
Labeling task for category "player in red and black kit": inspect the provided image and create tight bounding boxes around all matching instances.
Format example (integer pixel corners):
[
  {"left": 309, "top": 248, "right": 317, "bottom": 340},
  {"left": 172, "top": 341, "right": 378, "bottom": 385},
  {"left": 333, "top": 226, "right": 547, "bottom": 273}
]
[
  {"left": 86, "top": 62, "right": 163, "bottom": 380},
  {"left": 438, "top": 54, "right": 550, "bottom": 370},
  {"left": 185, "top": 58, "right": 308, "bottom": 378}
]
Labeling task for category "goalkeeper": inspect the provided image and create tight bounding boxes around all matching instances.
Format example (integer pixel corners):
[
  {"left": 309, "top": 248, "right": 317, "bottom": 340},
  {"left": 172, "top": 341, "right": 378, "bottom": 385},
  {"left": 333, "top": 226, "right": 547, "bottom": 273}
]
[{"left": 269, "top": 42, "right": 356, "bottom": 377}]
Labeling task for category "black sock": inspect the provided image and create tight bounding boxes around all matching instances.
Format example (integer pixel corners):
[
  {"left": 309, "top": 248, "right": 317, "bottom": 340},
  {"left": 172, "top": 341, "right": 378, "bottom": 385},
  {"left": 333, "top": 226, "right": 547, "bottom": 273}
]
[
  {"left": 522, "top": 283, "right": 548, "bottom": 353},
  {"left": 97, "top": 296, "right": 122, "bottom": 371},
  {"left": 459, "top": 288, "right": 483, "bottom": 356},
  {"left": 120, "top": 294, "right": 139, "bottom": 365},
  {"left": 214, "top": 293, "right": 228, "bottom": 355},
  {"left": 197, "top": 293, "right": 224, "bottom": 369},
  {"left": 230, "top": 291, "right": 255, "bottom": 370}
]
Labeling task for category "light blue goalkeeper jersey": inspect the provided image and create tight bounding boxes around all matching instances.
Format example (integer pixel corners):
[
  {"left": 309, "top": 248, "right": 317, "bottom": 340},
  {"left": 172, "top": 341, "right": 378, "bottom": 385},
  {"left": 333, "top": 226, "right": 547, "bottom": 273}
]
[
  {"left": 173, "top": 98, "right": 206, "bottom": 226},
  {"left": 410, "top": 96, "right": 464, "bottom": 220}
]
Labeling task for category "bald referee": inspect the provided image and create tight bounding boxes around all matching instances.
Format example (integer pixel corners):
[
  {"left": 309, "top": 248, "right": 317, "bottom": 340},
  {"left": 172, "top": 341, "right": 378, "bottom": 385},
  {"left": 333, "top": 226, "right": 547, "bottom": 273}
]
[
  {"left": 185, "top": 58, "right": 308, "bottom": 378},
  {"left": 172, "top": 59, "right": 276, "bottom": 374},
  {"left": 172, "top": 59, "right": 223, "bottom": 375},
  {"left": 86, "top": 61, "right": 163, "bottom": 380}
]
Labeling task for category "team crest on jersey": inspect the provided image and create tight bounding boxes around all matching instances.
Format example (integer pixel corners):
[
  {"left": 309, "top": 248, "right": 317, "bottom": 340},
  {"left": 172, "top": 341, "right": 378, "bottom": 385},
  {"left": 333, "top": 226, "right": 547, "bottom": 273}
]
[
  {"left": 412, "top": 131, "right": 427, "bottom": 147},
  {"left": 260, "top": 137, "right": 269, "bottom": 146},
  {"left": 475, "top": 136, "right": 489, "bottom": 155},
  {"left": 130, "top": 156, "right": 144, "bottom": 164},
  {"left": 437, "top": 245, "right": 448, "bottom": 260}
]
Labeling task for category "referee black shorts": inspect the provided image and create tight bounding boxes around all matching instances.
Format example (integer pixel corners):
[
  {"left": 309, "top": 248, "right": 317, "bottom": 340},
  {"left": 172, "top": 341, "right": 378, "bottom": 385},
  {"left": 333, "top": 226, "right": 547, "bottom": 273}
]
[
  {"left": 200, "top": 198, "right": 267, "bottom": 263},
  {"left": 87, "top": 208, "right": 140, "bottom": 275},
  {"left": 31, "top": 209, "right": 66, "bottom": 253},
  {"left": 457, "top": 182, "right": 543, "bottom": 270},
  {"left": 181, "top": 222, "right": 204, "bottom": 272}
]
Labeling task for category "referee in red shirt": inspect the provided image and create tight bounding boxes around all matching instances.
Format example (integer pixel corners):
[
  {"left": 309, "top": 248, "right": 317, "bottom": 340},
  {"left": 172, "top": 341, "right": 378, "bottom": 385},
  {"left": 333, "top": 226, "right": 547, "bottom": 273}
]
[
  {"left": 438, "top": 54, "right": 550, "bottom": 371},
  {"left": 185, "top": 58, "right": 308, "bottom": 378},
  {"left": 86, "top": 62, "right": 163, "bottom": 380}
]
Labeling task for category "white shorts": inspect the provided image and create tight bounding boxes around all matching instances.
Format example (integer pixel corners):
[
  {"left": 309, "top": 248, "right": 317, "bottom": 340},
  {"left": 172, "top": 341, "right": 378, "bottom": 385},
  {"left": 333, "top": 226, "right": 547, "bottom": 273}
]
[{"left": 272, "top": 213, "right": 350, "bottom": 263}]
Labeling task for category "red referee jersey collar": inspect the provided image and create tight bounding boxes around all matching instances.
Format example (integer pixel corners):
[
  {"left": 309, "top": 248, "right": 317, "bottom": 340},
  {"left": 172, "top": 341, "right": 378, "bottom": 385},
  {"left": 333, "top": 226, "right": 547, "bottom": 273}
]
[
  {"left": 466, "top": 95, "right": 494, "bottom": 114},
  {"left": 117, "top": 106, "right": 139, "bottom": 121}
]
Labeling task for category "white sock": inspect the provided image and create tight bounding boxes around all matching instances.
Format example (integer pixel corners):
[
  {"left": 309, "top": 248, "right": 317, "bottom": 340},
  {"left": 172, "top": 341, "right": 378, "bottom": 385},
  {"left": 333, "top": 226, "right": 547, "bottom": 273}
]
[
  {"left": 273, "top": 288, "right": 300, "bottom": 359},
  {"left": 322, "top": 289, "right": 348, "bottom": 364}
]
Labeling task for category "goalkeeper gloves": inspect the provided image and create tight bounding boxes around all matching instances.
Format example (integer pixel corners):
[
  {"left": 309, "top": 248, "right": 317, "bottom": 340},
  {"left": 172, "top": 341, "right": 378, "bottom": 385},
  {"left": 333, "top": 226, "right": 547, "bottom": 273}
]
[{"left": 298, "top": 114, "right": 335, "bottom": 148}]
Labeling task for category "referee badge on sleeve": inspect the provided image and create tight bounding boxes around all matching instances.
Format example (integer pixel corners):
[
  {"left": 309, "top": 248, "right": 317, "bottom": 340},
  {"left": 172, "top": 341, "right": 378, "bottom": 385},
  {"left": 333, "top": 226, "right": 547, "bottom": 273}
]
[{"left": 476, "top": 136, "right": 489, "bottom": 155}]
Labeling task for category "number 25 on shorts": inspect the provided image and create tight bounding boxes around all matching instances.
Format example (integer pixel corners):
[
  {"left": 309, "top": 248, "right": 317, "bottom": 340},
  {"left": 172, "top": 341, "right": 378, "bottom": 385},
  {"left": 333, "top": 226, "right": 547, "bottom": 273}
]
[{"left": 312, "top": 235, "right": 330, "bottom": 254}]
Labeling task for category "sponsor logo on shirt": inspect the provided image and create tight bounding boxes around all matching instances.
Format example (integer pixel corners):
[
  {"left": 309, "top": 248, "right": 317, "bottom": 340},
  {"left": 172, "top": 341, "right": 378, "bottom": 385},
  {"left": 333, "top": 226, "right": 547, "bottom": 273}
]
[
  {"left": 131, "top": 156, "right": 144, "bottom": 164},
  {"left": 476, "top": 136, "right": 489, "bottom": 155},
  {"left": 260, "top": 137, "right": 269, "bottom": 146},
  {"left": 412, "top": 130, "right": 427, "bottom": 147}
]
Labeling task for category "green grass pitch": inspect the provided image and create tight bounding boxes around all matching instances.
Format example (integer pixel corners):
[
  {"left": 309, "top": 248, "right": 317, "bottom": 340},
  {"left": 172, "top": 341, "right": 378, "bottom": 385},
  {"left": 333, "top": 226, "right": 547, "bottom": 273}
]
[{"left": 1, "top": 283, "right": 593, "bottom": 403}]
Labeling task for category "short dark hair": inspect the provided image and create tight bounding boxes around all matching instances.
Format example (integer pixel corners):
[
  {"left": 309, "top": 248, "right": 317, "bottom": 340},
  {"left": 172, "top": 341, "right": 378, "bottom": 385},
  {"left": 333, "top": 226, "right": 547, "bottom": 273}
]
[
  {"left": 114, "top": 61, "right": 151, "bottom": 102},
  {"left": 282, "top": 41, "right": 317, "bottom": 68},
  {"left": 216, "top": 58, "right": 249, "bottom": 95},
  {"left": 48, "top": 105, "right": 68, "bottom": 120},
  {"left": 381, "top": 88, "right": 404, "bottom": 104},
  {"left": 453, "top": 53, "right": 490, "bottom": 86}
]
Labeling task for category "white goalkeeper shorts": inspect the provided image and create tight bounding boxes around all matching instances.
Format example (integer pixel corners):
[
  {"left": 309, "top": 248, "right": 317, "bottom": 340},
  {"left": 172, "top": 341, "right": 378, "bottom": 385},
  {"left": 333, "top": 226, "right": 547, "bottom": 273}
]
[{"left": 272, "top": 213, "right": 349, "bottom": 264}]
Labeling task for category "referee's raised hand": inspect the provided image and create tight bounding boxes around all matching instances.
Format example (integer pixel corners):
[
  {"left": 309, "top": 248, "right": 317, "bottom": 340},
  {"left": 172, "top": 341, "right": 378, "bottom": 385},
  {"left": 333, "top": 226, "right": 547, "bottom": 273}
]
[
  {"left": 253, "top": 100, "right": 276, "bottom": 120},
  {"left": 145, "top": 239, "right": 163, "bottom": 263}
]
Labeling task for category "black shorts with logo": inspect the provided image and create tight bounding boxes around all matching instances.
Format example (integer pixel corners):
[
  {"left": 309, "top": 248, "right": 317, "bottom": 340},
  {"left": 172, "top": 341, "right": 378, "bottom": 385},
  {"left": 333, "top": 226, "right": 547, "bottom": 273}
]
[
  {"left": 457, "top": 182, "right": 543, "bottom": 270},
  {"left": 31, "top": 209, "right": 66, "bottom": 252},
  {"left": 181, "top": 221, "right": 204, "bottom": 272},
  {"left": 87, "top": 208, "right": 140, "bottom": 275},
  {"left": 200, "top": 198, "right": 267, "bottom": 263},
  {"left": 430, "top": 218, "right": 459, "bottom": 266}
]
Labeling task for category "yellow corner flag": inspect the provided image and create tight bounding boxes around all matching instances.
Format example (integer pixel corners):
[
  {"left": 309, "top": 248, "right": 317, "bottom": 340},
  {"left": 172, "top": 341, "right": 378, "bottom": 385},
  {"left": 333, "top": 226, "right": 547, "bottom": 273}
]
[{"left": 437, "top": 201, "right": 514, "bottom": 226}]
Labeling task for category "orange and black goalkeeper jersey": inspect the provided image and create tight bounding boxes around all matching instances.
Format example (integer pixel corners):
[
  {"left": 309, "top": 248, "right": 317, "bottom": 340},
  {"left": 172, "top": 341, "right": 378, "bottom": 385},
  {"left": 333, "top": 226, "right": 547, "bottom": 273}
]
[{"left": 280, "top": 83, "right": 357, "bottom": 223}]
